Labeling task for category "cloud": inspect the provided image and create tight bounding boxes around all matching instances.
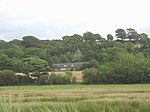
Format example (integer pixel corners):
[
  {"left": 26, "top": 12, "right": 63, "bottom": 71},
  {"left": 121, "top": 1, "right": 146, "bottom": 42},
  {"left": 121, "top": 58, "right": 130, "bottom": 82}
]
[{"left": 0, "top": 0, "right": 150, "bottom": 41}]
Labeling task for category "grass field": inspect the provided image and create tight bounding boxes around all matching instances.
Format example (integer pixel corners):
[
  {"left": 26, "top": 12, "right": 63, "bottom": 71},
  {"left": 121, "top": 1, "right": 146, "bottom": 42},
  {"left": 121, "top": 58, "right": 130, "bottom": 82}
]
[{"left": 0, "top": 84, "right": 150, "bottom": 112}]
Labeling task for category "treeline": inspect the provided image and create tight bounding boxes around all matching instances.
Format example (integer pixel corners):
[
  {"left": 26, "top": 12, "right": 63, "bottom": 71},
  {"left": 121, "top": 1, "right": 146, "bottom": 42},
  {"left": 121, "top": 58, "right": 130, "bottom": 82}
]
[
  {"left": 82, "top": 55, "right": 150, "bottom": 84},
  {"left": 0, "top": 70, "right": 75, "bottom": 86},
  {"left": 0, "top": 28, "right": 150, "bottom": 85}
]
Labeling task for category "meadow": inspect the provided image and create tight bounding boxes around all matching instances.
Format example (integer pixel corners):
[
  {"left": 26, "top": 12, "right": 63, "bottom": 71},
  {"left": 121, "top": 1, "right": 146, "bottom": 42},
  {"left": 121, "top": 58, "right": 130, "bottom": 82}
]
[{"left": 0, "top": 84, "right": 150, "bottom": 112}]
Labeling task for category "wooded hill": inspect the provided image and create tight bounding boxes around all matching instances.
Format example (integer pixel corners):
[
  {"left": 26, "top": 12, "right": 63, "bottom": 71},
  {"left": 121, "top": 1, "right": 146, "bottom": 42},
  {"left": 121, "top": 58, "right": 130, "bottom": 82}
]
[{"left": 0, "top": 28, "right": 150, "bottom": 85}]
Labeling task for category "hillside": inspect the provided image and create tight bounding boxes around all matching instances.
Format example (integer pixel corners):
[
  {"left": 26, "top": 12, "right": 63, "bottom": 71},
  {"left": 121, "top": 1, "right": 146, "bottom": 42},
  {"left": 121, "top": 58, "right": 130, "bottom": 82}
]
[{"left": 0, "top": 29, "right": 150, "bottom": 85}]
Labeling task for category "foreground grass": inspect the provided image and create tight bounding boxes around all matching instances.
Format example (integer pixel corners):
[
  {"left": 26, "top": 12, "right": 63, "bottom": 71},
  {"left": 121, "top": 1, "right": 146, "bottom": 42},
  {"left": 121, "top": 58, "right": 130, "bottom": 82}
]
[
  {"left": 0, "top": 84, "right": 150, "bottom": 112},
  {"left": 1, "top": 84, "right": 150, "bottom": 90}
]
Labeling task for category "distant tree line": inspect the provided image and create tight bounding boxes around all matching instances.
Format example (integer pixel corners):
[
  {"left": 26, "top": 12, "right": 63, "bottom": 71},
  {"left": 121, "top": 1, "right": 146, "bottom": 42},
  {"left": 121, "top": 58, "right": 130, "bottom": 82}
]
[
  {"left": 82, "top": 51, "right": 150, "bottom": 84},
  {"left": 0, "top": 28, "right": 150, "bottom": 85},
  {"left": 0, "top": 70, "right": 75, "bottom": 86}
]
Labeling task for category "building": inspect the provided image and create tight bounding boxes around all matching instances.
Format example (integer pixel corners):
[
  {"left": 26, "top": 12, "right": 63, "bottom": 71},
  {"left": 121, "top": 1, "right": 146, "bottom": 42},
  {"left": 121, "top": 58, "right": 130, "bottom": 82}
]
[
  {"left": 74, "top": 49, "right": 82, "bottom": 58},
  {"left": 53, "top": 62, "right": 87, "bottom": 70}
]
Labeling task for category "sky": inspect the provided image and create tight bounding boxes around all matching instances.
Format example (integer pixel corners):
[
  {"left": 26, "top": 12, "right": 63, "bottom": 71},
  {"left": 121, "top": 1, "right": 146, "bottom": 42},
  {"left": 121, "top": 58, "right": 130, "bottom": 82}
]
[{"left": 0, "top": 0, "right": 150, "bottom": 41}]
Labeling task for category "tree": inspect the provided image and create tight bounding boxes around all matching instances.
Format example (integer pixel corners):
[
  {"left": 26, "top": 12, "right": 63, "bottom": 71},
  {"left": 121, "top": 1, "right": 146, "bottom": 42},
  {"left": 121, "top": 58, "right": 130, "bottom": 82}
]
[
  {"left": 107, "top": 34, "right": 113, "bottom": 41},
  {"left": 126, "top": 28, "right": 139, "bottom": 41},
  {"left": 139, "top": 33, "right": 149, "bottom": 45},
  {"left": 115, "top": 29, "right": 127, "bottom": 40},
  {"left": 22, "top": 36, "right": 41, "bottom": 48},
  {"left": 49, "top": 73, "right": 63, "bottom": 85},
  {"left": 139, "top": 33, "right": 148, "bottom": 39},
  {"left": 83, "top": 32, "right": 96, "bottom": 42},
  {"left": 62, "top": 34, "right": 83, "bottom": 52},
  {"left": 94, "top": 34, "right": 102, "bottom": 41},
  {"left": 38, "top": 75, "right": 49, "bottom": 85},
  {"left": 15, "top": 75, "right": 30, "bottom": 85},
  {"left": 1, "top": 44, "right": 23, "bottom": 58},
  {"left": 0, "top": 70, "right": 15, "bottom": 86},
  {"left": 22, "top": 57, "right": 50, "bottom": 79},
  {"left": 0, "top": 52, "right": 23, "bottom": 72},
  {"left": 23, "top": 48, "right": 51, "bottom": 65},
  {"left": 81, "top": 50, "right": 98, "bottom": 62},
  {"left": 63, "top": 34, "right": 83, "bottom": 43},
  {"left": 0, "top": 40, "right": 9, "bottom": 49},
  {"left": 82, "top": 68, "right": 100, "bottom": 84},
  {"left": 97, "top": 52, "right": 109, "bottom": 63},
  {"left": 124, "top": 42, "right": 135, "bottom": 53},
  {"left": 59, "top": 54, "right": 70, "bottom": 63},
  {"left": 9, "top": 39, "right": 22, "bottom": 46},
  {"left": 80, "top": 59, "right": 99, "bottom": 70},
  {"left": 139, "top": 34, "right": 150, "bottom": 58},
  {"left": 0, "top": 53, "right": 13, "bottom": 70},
  {"left": 62, "top": 36, "right": 70, "bottom": 41}
]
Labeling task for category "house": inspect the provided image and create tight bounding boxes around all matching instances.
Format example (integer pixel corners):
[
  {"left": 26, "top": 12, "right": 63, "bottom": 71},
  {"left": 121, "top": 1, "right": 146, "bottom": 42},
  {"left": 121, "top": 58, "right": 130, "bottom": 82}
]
[{"left": 53, "top": 62, "right": 87, "bottom": 70}]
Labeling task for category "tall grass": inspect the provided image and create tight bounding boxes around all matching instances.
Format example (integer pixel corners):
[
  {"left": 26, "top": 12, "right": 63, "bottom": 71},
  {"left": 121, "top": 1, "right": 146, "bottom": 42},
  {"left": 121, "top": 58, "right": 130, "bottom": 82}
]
[
  {"left": 1, "top": 84, "right": 150, "bottom": 91},
  {"left": 0, "top": 84, "right": 150, "bottom": 112},
  {"left": 0, "top": 95, "right": 11, "bottom": 112},
  {"left": 0, "top": 95, "right": 150, "bottom": 112}
]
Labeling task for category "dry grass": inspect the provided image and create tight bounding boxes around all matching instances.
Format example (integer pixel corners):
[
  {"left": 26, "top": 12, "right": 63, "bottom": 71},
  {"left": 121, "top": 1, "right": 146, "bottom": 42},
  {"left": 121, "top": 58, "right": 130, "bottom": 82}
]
[
  {"left": 0, "top": 85, "right": 150, "bottom": 107},
  {"left": 48, "top": 71, "right": 83, "bottom": 83},
  {"left": 0, "top": 85, "right": 150, "bottom": 112}
]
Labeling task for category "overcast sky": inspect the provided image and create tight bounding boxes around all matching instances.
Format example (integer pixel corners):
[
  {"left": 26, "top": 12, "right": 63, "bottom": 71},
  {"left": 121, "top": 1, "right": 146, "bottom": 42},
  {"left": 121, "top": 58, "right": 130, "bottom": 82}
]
[{"left": 0, "top": 0, "right": 150, "bottom": 41}]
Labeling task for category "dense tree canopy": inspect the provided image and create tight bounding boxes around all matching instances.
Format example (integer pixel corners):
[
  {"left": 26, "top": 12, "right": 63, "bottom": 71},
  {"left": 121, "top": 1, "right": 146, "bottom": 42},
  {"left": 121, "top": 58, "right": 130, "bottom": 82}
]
[{"left": 0, "top": 28, "right": 150, "bottom": 85}]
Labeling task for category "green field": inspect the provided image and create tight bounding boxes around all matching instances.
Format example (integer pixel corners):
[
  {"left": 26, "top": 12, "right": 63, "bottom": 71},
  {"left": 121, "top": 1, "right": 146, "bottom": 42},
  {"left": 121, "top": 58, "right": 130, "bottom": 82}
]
[{"left": 0, "top": 84, "right": 150, "bottom": 112}]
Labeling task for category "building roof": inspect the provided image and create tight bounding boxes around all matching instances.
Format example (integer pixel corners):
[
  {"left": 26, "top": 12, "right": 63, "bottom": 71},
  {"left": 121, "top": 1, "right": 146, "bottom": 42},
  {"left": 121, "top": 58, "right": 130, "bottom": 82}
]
[
  {"left": 53, "top": 62, "right": 87, "bottom": 69},
  {"left": 74, "top": 49, "right": 82, "bottom": 55}
]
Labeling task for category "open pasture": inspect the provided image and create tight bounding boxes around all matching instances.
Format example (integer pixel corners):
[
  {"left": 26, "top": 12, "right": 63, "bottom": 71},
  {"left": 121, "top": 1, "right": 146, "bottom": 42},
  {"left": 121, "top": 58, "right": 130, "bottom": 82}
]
[{"left": 0, "top": 84, "right": 150, "bottom": 112}]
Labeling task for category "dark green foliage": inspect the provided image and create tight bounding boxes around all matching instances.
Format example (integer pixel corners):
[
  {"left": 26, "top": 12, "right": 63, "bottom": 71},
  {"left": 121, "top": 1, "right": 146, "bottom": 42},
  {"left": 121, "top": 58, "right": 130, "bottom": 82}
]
[
  {"left": 127, "top": 28, "right": 139, "bottom": 41},
  {"left": 81, "top": 50, "right": 99, "bottom": 62},
  {"left": 94, "top": 33, "right": 103, "bottom": 41},
  {"left": 83, "top": 57, "right": 150, "bottom": 84},
  {"left": 81, "top": 59, "right": 99, "bottom": 69},
  {"left": 0, "top": 53, "right": 22, "bottom": 71},
  {"left": 83, "top": 68, "right": 100, "bottom": 84},
  {"left": 22, "top": 36, "right": 41, "bottom": 48},
  {"left": 83, "top": 31, "right": 96, "bottom": 42},
  {"left": 15, "top": 75, "right": 30, "bottom": 85},
  {"left": 107, "top": 34, "right": 113, "bottom": 41},
  {"left": 38, "top": 75, "right": 49, "bottom": 85},
  {"left": 0, "top": 70, "right": 15, "bottom": 86},
  {"left": 0, "top": 44, "right": 23, "bottom": 58},
  {"left": 115, "top": 29, "right": 127, "bottom": 40},
  {"left": 22, "top": 57, "right": 50, "bottom": 78},
  {"left": 49, "top": 73, "right": 63, "bottom": 84},
  {"left": 0, "top": 28, "right": 150, "bottom": 85},
  {"left": 0, "top": 40, "right": 10, "bottom": 49}
]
